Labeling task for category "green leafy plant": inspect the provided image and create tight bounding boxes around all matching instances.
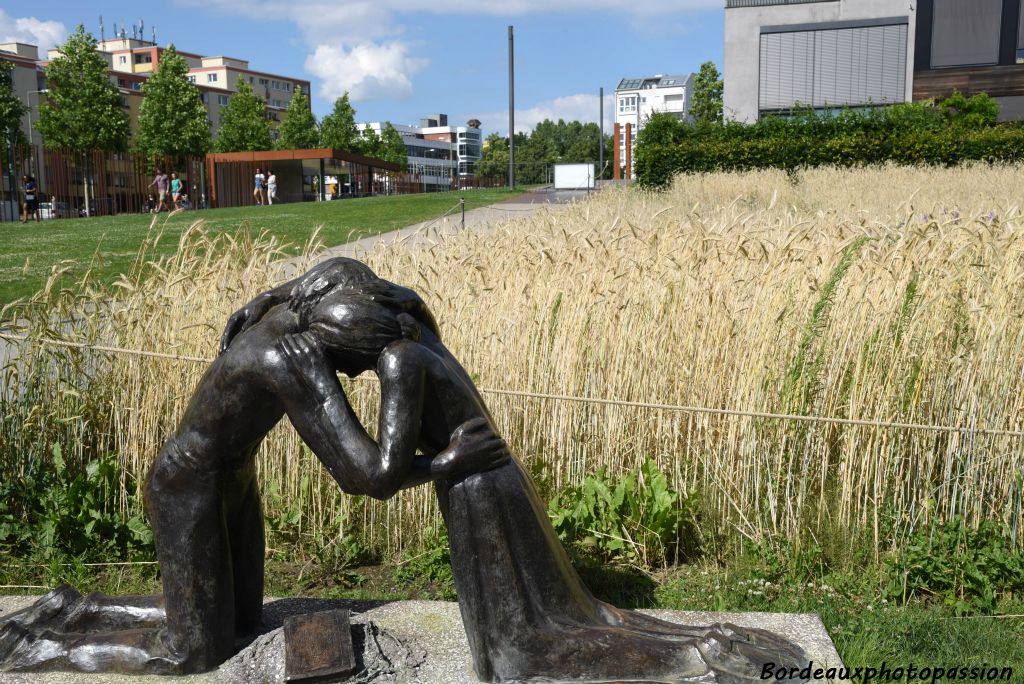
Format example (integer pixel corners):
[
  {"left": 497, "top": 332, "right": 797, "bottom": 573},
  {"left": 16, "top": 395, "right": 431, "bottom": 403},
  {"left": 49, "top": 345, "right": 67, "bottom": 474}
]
[
  {"left": 0, "top": 443, "right": 153, "bottom": 560},
  {"left": 548, "top": 458, "right": 698, "bottom": 568},
  {"left": 888, "top": 518, "right": 1024, "bottom": 614},
  {"left": 392, "top": 526, "right": 455, "bottom": 599}
]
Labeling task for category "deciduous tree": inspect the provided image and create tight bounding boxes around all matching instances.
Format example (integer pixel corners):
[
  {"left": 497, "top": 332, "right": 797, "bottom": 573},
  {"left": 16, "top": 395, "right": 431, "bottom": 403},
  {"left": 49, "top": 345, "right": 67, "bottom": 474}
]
[
  {"left": 276, "top": 85, "right": 319, "bottom": 149},
  {"left": 379, "top": 122, "right": 407, "bottom": 171},
  {"left": 135, "top": 44, "right": 211, "bottom": 160},
  {"left": 215, "top": 80, "right": 272, "bottom": 152},
  {"left": 691, "top": 61, "right": 724, "bottom": 125},
  {"left": 0, "top": 60, "right": 27, "bottom": 148},
  {"left": 319, "top": 92, "right": 361, "bottom": 152},
  {"left": 36, "top": 25, "right": 129, "bottom": 152}
]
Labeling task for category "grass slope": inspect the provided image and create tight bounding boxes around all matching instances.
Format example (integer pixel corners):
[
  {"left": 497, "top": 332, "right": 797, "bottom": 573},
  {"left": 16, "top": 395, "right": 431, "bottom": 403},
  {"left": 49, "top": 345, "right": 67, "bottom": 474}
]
[{"left": 0, "top": 189, "right": 521, "bottom": 305}]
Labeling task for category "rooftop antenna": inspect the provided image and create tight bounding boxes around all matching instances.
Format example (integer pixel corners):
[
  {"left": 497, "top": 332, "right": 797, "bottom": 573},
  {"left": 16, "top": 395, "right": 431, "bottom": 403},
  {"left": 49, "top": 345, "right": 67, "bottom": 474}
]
[
  {"left": 121, "top": 20, "right": 127, "bottom": 39},
  {"left": 99, "top": 15, "right": 105, "bottom": 41},
  {"left": 152, "top": 26, "right": 156, "bottom": 44},
  {"left": 139, "top": 18, "right": 145, "bottom": 41}
]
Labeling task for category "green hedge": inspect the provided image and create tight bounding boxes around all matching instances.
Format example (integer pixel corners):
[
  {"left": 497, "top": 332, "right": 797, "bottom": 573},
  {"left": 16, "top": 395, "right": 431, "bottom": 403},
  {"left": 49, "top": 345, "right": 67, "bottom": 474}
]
[{"left": 635, "top": 98, "right": 1024, "bottom": 188}]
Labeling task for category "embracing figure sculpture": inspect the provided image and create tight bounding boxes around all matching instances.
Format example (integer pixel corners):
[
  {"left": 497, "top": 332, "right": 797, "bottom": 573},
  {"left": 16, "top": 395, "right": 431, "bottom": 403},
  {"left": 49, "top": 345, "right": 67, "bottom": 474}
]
[{"left": 0, "top": 257, "right": 807, "bottom": 682}]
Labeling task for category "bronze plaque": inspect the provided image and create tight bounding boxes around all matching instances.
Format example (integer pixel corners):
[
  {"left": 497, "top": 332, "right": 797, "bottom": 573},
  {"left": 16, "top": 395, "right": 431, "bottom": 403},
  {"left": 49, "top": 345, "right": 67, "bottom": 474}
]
[{"left": 284, "top": 609, "right": 357, "bottom": 682}]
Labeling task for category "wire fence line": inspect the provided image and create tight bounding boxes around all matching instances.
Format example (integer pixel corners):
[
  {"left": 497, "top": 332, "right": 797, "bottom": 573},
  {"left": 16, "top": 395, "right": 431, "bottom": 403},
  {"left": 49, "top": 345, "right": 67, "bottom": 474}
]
[{"left": 3, "top": 331, "right": 1021, "bottom": 439}]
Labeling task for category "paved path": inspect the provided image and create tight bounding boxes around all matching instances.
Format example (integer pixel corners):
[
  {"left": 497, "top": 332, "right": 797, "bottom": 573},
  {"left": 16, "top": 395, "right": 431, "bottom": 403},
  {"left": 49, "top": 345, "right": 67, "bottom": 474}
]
[{"left": 274, "top": 188, "right": 591, "bottom": 279}]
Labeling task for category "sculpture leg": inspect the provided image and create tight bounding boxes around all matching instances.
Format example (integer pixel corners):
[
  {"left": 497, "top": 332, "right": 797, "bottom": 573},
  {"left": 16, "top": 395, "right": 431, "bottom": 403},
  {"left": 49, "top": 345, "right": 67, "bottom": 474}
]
[
  {"left": 145, "top": 449, "right": 236, "bottom": 672},
  {"left": 225, "top": 460, "right": 265, "bottom": 634}
]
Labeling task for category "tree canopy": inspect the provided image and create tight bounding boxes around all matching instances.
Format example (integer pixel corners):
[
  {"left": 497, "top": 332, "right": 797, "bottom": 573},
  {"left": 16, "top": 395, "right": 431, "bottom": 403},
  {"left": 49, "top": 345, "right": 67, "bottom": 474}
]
[
  {"left": 691, "top": 61, "right": 724, "bottom": 125},
  {"left": 0, "top": 60, "right": 27, "bottom": 148},
  {"left": 276, "top": 85, "right": 319, "bottom": 149},
  {"left": 379, "top": 122, "right": 407, "bottom": 170},
  {"left": 215, "top": 80, "right": 272, "bottom": 152},
  {"left": 475, "top": 119, "right": 612, "bottom": 183},
  {"left": 135, "top": 44, "right": 211, "bottom": 159},
  {"left": 36, "top": 25, "right": 129, "bottom": 152},
  {"left": 319, "top": 92, "right": 361, "bottom": 152}
]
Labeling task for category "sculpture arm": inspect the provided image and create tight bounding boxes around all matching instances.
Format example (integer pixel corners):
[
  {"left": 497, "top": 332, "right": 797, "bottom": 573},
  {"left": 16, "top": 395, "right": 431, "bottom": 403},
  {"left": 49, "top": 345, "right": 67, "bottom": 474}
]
[{"left": 276, "top": 334, "right": 508, "bottom": 500}]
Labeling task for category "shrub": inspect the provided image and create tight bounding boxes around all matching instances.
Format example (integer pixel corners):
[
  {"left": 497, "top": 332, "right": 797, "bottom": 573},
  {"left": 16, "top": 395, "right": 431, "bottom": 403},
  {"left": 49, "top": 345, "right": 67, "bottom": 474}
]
[{"left": 635, "top": 99, "right": 1024, "bottom": 188}]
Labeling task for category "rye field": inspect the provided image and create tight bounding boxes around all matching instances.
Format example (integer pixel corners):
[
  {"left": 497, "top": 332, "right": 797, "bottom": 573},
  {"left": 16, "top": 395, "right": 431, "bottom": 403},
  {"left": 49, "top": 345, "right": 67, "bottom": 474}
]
[{"left": 2, "top": 163, "right": 1023, "bottom": 566}]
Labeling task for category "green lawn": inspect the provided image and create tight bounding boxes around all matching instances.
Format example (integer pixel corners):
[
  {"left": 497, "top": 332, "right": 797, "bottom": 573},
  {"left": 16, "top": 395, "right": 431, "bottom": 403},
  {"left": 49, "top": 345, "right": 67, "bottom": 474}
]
[{"left": 0, "top": 189, "right": 522, "bottom": 305}]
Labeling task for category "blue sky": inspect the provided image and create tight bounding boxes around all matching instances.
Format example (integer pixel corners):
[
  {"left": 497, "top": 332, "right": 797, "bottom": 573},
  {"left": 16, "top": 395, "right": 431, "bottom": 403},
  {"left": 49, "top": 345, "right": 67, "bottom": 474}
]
[{"left": 1, "top": 1, "right": 724, "bottom": 135}]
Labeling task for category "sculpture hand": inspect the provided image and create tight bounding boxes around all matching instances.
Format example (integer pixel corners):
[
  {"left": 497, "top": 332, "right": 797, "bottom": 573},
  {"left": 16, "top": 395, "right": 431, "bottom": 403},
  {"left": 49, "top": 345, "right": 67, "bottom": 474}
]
[
  {"left": 433, "top": 417, "right": 511, "bottom": 478},
  {"left": 219, "top": 294, "right": 274, "bottom": 354},
  {"left": 276, "top": 332, "right": 339, "bottom": 402}
]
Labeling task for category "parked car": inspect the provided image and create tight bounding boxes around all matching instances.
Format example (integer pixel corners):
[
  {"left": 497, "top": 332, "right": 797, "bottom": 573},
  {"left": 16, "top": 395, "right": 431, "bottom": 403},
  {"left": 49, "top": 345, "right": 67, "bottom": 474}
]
[{"left": 38, "top": 202, "right": 71, "bottom": 219}]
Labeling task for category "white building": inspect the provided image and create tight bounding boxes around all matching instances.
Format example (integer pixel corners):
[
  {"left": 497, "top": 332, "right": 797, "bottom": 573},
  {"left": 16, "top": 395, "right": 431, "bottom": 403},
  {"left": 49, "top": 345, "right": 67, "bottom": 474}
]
[
  {"left": 723, "top": 0, "right": 917, "bottom": 122},
  {"left": 360, "top": 114, "right": 483, "bottom": 191},
  {"left": 614, "top": 74, "right": 695, "bottom": 173}
]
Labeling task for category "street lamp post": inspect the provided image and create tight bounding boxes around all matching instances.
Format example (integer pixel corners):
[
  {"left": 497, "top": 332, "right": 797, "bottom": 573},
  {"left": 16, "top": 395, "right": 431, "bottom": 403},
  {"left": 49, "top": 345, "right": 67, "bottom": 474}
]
[{"left": 25, "top": 89, "right": 48, "bottom": 182}]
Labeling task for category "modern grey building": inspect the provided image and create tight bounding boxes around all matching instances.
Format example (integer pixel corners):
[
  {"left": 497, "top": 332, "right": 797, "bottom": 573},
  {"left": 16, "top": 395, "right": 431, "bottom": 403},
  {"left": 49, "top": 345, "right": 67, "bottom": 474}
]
[
  {"left": 726, "top": 0, "right": 1024, "bottom": 122},
  {"left": 913, "top": 0, "right": 1024, "bottom": 121},
  {"left": 724, "top": 0, "right": 917, "bottom": 122}
]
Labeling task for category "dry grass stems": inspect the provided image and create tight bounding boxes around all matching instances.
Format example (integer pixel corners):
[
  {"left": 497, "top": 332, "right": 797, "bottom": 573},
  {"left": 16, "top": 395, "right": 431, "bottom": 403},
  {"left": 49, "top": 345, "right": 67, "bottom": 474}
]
[{"left": 3, "top": 163, "right": 1023, "bottom": 560}]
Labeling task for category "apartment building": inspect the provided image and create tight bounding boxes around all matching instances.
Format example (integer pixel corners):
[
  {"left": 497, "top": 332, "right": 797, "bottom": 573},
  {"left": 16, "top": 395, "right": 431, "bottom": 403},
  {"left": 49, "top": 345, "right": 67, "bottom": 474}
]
[
  {"left": 0, "top": 34, "right": 310, "bottom": 164},
  {"left": 723, "top": 0, "right": 916, "bottom": 122},
  {"left": 360, "top": 114, "right": 483, "bottom": 191},
  {"left": 614, "top": 73, "right": 695, "bottom": 176},
  {"left": 93, "top": 36, "right": 310, "bottom": 140}
]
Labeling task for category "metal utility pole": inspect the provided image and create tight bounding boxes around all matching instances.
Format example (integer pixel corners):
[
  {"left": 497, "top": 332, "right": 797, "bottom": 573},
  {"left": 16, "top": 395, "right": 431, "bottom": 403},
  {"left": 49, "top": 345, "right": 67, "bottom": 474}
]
[
  {"left": 508, "top": 25, "right": 515, "bottom": 189},
  {"left": 598, "top": 87, "right": 604, "bottom": 183}
]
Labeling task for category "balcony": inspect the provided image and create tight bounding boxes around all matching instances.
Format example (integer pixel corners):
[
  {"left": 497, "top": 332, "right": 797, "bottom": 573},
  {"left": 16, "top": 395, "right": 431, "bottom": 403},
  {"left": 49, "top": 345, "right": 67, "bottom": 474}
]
[{"left": 725, "top": 0, "right": 836, "bottom": 8}]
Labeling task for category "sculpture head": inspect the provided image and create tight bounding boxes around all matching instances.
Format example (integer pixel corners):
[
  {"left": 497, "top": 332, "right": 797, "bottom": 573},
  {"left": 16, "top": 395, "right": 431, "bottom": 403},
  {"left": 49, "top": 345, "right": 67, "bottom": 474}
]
[{"left": 305, "top": 277, "right": 439, "bottom": 376}]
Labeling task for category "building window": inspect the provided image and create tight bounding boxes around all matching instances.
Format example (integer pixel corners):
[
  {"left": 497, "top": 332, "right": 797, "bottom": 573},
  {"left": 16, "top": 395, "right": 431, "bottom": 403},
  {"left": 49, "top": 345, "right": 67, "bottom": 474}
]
[
  {"left": 259, "top": 78, "right": 268, "bottom": 85},
  {"left": 118, "top": 55, "right": 127, "bottom": 64},
  {"left": 188, "top": 75, "right": 196, "bottom": 83},
  {"left": 118, "top": 78, "right": 126, "bottom": 87},
  {"left": 759, "top": 21, "right": 907, "bottom": 113},
  {"left": 200, "top": 92, "right": 208, "bottom": 104},
  {"left": 134, "top": 53, "right": 152, "bottom": 64},
  {"left": 618, "top": 96, "right": 637, "bottom": 113},
  {"left": 931, "top": 0, "right": 1001, "bottom": 68},
  {"left": 249, "top": 76, "right": 254, "bottom": 83},
  {"left": 207, "top": 73, "right": 218, "bottom": 83},
  {"left": 131, "top": 82, "right": 141, "bottom": 91},
  {"left": 218, "top": 95, "right": 230, "bottom": 106}
]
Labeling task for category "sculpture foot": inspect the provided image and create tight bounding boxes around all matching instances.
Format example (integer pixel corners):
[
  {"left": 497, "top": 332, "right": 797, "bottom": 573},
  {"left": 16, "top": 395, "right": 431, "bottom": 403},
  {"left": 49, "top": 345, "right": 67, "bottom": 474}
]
[
  {"left": 696, "top": 623, "right": 808, "bottom": 683},
  {"left": 1, "top": 585, "right": 81, "bottom": 631},
  {"left": 0, "top": 621, "right": 38, "bottom": 671}
]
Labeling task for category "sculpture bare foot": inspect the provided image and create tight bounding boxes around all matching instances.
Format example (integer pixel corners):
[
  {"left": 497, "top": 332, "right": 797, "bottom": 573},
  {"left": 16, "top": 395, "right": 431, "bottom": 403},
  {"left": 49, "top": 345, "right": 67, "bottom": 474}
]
[
  {"left": 696, "top": 623, "right": 809, "bottom": 683},
  {"left": 0, "top": 585, "right": 81, "bottom": 630}
]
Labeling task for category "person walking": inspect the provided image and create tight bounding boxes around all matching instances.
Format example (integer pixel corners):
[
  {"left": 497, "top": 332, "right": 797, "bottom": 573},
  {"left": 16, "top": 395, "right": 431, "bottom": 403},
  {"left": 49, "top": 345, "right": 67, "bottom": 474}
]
[
  {"left": 148, "top": 169, "right": 170, "bottom": 213},
  {"left": 170, "top": 172, "right": 183, "bottom": 210},
  {"left": 20, "top": 176, "right": 40, "bottom": 223},
  {"left": 266, "top": 169, "right": 277, "bottom": 205},
  {"left": 253, "top": 168, "right": 266, "bottom": 206}
]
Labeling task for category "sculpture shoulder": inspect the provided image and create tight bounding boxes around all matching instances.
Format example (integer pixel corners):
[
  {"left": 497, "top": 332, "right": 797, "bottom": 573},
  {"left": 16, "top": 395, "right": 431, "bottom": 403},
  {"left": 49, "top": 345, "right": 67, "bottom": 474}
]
[{"left": 377, "top": 339, "right": 431, "bottom": 377}]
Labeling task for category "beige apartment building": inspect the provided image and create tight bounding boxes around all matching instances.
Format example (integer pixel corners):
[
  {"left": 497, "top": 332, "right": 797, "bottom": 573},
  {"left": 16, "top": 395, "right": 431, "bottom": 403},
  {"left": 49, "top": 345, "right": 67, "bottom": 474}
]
[{"left": 0, "top": 36, "right": 310, "bottom": 165}]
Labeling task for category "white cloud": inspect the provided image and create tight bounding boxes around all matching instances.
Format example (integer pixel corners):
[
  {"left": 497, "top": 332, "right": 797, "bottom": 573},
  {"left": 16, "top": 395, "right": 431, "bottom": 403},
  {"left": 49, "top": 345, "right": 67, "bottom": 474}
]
[
  {"left": 305, "top": 42, "right": 428, "bottom": 102},
  {"left": 179, "top": 0, "right": 719, "bottom": 105},
  {"left": 0, "top": 11, "right": 67, "bottom": 50},
  {"left": 474, "top": 93, "right": 614, "bottom": 134}
]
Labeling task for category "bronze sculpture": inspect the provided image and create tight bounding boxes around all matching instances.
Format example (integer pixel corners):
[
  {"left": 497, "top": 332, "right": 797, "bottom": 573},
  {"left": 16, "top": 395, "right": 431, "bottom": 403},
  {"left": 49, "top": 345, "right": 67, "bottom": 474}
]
[{"left": 0, "top": 258, "right": 807, "bottom": 681}]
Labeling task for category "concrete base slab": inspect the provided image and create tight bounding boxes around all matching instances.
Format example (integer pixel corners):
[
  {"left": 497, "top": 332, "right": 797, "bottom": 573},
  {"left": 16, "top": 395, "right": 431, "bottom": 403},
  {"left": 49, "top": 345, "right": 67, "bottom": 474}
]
[{"left": 0, "top": 597, "right": 843, "bottom": 683}]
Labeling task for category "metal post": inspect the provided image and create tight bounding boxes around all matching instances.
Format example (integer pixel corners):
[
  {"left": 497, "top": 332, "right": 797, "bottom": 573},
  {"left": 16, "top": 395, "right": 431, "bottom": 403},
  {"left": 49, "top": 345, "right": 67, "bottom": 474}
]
[
  {"left": 598, "top": 87, "right": 604, "bottom": 183},
  {"left": 319, "top": 158, "right": 326, "bottom": 201},
  {"left": 461, "top": 196, "right": 465, "bottom": 230},
  {"left": 508, "top": 25, "right": 515, "bottom": 189}
]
